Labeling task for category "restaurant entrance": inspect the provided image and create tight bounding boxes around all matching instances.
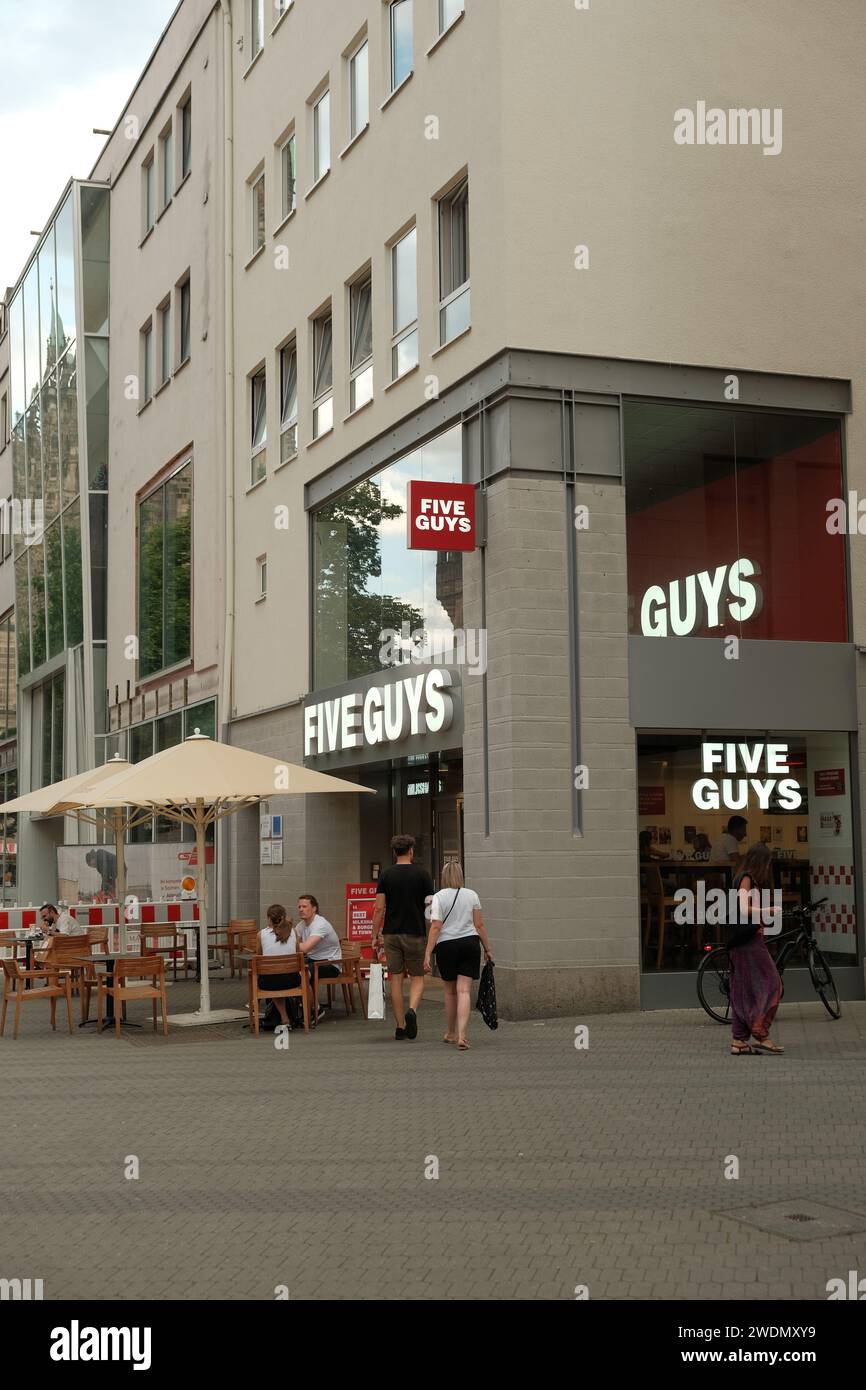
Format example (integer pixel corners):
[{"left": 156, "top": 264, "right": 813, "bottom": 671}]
[{"left": 358, "top": 750, "right": 463, "bottom": 888}]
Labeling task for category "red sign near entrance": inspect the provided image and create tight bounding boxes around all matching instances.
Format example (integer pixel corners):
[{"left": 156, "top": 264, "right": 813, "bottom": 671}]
[
  {"left": 814, "top": 768, "right": 846, "bottom": 797},
  {"left": 638, "top": 787, "right": 666, "bottom": 816},
  {"left": 345, "top": 882, "right": 379, "bottom": 959},
  {"left": 407, "top": 480, "right": 476, "bottom": 552}
]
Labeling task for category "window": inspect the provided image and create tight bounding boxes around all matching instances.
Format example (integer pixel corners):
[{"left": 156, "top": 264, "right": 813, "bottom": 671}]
[
  {"left": 439, "top": 0, "right": 464, "bottom": 32},
  {"left": 141, "top": 321, "right": 153, "bottom": 402},
  {"left": 143, "top": 155, "right": 155, "bottom": 235},
  {"left": 0, "top": 392, "right": 7, "bottom": 449},
  {"left": 250, "top": 366, "right": 267, "bottom": 482},
  {"left": 439, "top": 176, "right": 470, "bottom": 343},
  {"left": 251, "top": 173, "right": 265, "bottom": 255},
  {"left": 349, "top": 40, "right": 369, "bottom": 138},
  {"left": 390, "top": 0, "right": 413, "bottom": 90},
  {"left": 257, "top": 554, "right": 268, "bottom": 599},
  {"left": 279, "top": 340, "right": 298, "bottom": 462},
  {"left": 280, "top": 133, "right": 296, "bottom": 220},
  {"left": 312, "top": 309, "right": 333, "bottom": 439},
  {"left": 249, "top": 0, "right": 264, "bottom": 60},
  {"left": 349, "top": 273, "right": 373, "bottom": 412},
  {"left": 179, "top": 278, "right": 191, "bottom": 364},
  {"left": 391, "top": 227, "right": 418, "bottom": 378},
  {"left": 313, "top": 90, "right": 331, "bottom": 183},
  {"left": 158, "top": 301, "right": 171, "bottom": 386},
  {"left": 138, "top": 462, "right": 192, "bottom": 679},
  {"left": 180, "top": 96, "right": 192, "bottom": 179},
  {"left": 160, "top": 125, "right": 174, "bottom": 209},
  {"left": 624, "top": 404, "right": 846, "bottom": 642},
  {"left": 36, "top": 672, "right": 64, "bottom": 787}
]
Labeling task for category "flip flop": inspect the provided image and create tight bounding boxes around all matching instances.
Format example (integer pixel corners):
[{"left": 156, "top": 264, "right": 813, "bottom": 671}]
[
  {"left": 730, "top": 1043, "right": 758, "bottom": 1055},
  {"left": 457, "top": 1038, "right": 470, "bottom": 1050},
  {"left": 443, "top": 1034, "right": 457, "bottom": 1044},
  {"left": 751, "top": 1038, "right": 784, "bottom": 1053}
]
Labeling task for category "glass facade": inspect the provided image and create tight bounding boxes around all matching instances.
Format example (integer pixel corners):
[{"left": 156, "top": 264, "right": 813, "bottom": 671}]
[
  {"left": 638, "top": 731, "right": 858, "bottom": 973},
  {"left": 313, "top": 424, "right": 464, "bottom": 688},
  {"left": 0, "top": 768, "right": 18, "bottom": 903},
  {"left": 625, "top": 404, "right": 847, "bottom": 642},
  {"left": 138, "top": 461, "right": 192, "bottom": 679},
  {"left": 0, "top": 610, "right": 17, "bottom": 740},
  {"left": 115, "top": 701, "right": 216, "bottom": 846}
]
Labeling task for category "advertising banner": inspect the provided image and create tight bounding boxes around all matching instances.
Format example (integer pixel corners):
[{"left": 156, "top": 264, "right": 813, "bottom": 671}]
[{"left": 346, "top": 882, "right": 378, "bottom": 959}]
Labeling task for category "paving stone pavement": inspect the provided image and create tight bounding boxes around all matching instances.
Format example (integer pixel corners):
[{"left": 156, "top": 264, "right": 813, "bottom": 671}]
[{"left": 2, "top": 975, "right": 865, "bottom": 1301}]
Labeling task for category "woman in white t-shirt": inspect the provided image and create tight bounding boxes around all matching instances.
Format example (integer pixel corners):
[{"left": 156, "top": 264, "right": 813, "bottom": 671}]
[
  {"left": 257, "top": 904, "right": 300, "bottom": 1029},
  {"left": 424, "top": 862, "right": 493, "bottom": 1051}
]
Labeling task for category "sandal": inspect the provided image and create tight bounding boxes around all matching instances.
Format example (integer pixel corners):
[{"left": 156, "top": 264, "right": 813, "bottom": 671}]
[
  {"left": 443, "top": 1034, "right": 457, "bottom": 1044},
  {"left": 457, "top": 1038, "right": 470, "bottom": 1050},
  {"left": 730, "top": 1042, "right": 756, "bottom": 1055},
  {"left": 751, "top": 1037, "right": 784, "bottom": 1053}
]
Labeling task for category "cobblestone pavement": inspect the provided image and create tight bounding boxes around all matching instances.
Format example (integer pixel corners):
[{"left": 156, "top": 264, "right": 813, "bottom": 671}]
[{"left": 2, "top": 974, "right": 865, "bottom": 1301}]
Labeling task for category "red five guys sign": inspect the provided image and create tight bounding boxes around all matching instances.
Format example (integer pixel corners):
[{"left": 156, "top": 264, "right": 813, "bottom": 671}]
[{"left": 407, "top": 480, "right": 476, "bottom": 552}]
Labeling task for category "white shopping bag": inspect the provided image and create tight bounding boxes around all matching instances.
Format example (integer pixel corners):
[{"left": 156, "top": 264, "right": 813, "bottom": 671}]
[{"left": 367, "top": 962, "right": 386, "bottom": 1020}]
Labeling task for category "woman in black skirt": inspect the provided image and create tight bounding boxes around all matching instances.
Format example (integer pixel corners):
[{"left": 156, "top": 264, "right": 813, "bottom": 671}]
[{"left": 424, "top": 862, "right": 493, "bottom": 1050}]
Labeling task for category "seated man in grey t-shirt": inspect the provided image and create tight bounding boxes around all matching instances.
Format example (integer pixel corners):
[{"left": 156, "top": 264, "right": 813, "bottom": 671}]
[{"left": 295, "top": 894, "right": 343, "bottom": 1014}]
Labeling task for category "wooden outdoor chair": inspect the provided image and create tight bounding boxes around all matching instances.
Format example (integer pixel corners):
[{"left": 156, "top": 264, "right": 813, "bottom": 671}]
[
  {"left": 312, "top": 941, "right": 366, "bottom": 1017},
  {"left": 98, "top": 956, "right": 169, "bottom": 1037},
  {"left": 227, "top": 921, "right": 258, "bottom": 979},
  {"left": 0, "top": 930, "right": 26, "bottom": 968},
  {"left": 140, "top": 926, "right": 190, "bottom": 981},
  {"left": 248, "top": 953, "right": 311, "bottom": 1036},
  {"left": 34, "top": 934, "right": 94, "bottom": 1017},
  {"left": 1, "top": 958, "right": 74, "bottom": 1039},
  {"left": 640, "top": 865, "right": 680, "bottom": 969}
]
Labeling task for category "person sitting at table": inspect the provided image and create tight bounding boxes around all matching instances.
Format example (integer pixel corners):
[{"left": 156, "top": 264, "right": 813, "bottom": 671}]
[
  {"left": 40, "top": 903, "right": 87, "bottom": 937},
  {"left": 639, "top": 830, "right": 669, "bottom": 861},
  {"left": 256, "top": 904, "right": 302, "bottom": 1031},
  {"left": 295, "top": 894, "right": 342, "bottom": 1019},
  {"left": 710, "top": 815, "right": 748, "bottom": 865},
  {"left": 692, "top": 833, "right": 712, "bottom": 860}
]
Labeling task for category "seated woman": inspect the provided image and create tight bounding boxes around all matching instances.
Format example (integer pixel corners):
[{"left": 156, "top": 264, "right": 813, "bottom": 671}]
[{"left": 257, "top": 904, "right": 302, "bottom": 1030}]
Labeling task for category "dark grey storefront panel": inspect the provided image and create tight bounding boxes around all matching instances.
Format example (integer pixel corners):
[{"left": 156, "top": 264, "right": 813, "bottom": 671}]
[
  {"left": 629, "top": 638, "right": 857, "bottom": 731},
  {"left": 642, "top": 965, "right": 865, "bottom": 1011},
  {"left": 303, "top": 665, "right": 464, "bottom": 773}
]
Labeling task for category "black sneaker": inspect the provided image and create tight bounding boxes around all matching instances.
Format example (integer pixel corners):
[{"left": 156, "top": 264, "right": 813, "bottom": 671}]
[
  {"left": 395, "top": 1026, "right": 407, "bottom": 1039},
  {"left": 404, "top": 1008, "right": 418, "bottom": 1040}
]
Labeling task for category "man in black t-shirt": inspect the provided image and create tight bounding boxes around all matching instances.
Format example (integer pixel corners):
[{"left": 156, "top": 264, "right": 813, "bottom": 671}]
[{"left": 371, "top": 834, "right": 433, "bottom": 1041}]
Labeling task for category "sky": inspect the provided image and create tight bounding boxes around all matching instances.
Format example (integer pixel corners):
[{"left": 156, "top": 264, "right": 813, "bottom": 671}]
[{"left": 0, "top": 0, "right": 179, "bottom": 291}]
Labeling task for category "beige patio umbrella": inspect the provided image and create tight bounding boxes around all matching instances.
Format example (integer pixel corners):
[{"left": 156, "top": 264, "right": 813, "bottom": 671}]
[
  {"left": 62, "top": 731, "right": 375, "bottom": 1023},
  {"left": 0, "top": 756, "right": 152, "bottom": 944}
]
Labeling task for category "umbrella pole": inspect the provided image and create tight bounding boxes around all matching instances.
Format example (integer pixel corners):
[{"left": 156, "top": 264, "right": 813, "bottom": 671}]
[
  {"left": 195, "top": 798, "right": 212, "bottom": 1016},
  {"left": 115, "top": 809, "right": 127, "bottom": 951}
]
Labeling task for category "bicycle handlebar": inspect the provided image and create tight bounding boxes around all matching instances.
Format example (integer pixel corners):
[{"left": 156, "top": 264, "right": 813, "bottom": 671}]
[{"left": 782, "top": 897, "right": 827, "bottom": 917}]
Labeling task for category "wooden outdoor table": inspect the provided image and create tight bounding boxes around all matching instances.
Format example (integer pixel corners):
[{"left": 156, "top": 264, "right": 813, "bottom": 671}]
[{"left": 80, "top": 951, "right": 144, "bottom": 1028}]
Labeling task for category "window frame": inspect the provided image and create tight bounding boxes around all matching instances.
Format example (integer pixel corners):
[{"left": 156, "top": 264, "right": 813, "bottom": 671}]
[
  {"left": 391, "top": 225, "right": 419, "bottom": 380},
  {"left": 389, "top": 0, "right": 414, "bottom": 91},
  {"left": 279, "top": 131, "right": 297, "bottom": 222},
  {"left": 438, "top": 0, "right": 464, "bottom": 34},
  {"left": 159, "top": 123, "right": 174, "bottom": 211},
  {"left": 180, "top": 95, "right": 192, "bottom": 180},
  {"left": 178, "top": 276, "right": 191, "bottom": 366},
  {"left": 157, "top": 299, "right": 172, "bottom": 387},
  {"left": 141, "top": 319, "right": 154, "bottom": 403},
  {"left": 142, "top": 154, "right": 156, "bottom": 236},
  {"left": 137, "top": 459, "right": 193, "bottom": 681},
  {"left": 313, "top": 89, "right": 331, "bottom": 184},
  {"left": 257, "top": 553, "right": 268, "bottom": 600},
  {"left": 349, "top": 272, "right": 374, "bottom": 413},
  {"left": 438, "top": 175, "right": 471, "bottom": 344},
  {"left": 311, "top": 308, "right": 334, "bottom": 440},
  {"left": 250, "top": 364, "right": 267, "bottom": 483},
  {"left": 250, "top": 171, "right": 266, "bottom": 256},
  {"left": 349, "top": 38, "right": 369, "bottom": 140},
  {"left": 249, "top": 0, "right": 265, "bottom": 62},
  {"left": 279, "top": 338, "right": 299, "bottom": 464}
]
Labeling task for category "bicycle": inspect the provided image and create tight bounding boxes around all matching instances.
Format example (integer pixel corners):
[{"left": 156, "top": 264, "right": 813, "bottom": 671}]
[{"left": 697, "top": 898, "right": 841, "bottom": 1024}]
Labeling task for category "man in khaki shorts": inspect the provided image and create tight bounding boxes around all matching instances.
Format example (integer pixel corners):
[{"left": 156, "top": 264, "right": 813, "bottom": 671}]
[{"left": 371, "top": 834, "right": 434, "bottom": 1040}]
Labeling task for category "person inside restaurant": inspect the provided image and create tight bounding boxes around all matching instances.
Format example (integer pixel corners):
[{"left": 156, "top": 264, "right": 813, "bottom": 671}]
[{"left": 709, "top": 815, "right": 748, "bottom": 865}]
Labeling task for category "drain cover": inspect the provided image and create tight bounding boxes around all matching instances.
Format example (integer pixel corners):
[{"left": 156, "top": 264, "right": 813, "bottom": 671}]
[{"left": 718, "top": 1200, "right": 866, "bottom": 1242}]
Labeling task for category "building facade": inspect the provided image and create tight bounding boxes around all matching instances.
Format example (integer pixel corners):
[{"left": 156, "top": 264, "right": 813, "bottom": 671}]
[{"left": 2, "top": 0, "right": 866, "bottom": 1015}]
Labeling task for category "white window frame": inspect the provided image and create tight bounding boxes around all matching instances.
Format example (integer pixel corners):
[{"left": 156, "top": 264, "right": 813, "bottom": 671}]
[
  {"left": 391, "top": 226, "right": 419, "bottom": 380},
  {"left": 250, "top": 172, "right": 266, "bottom": 255},
  {"left": 439, "top": 0, "right": 464, "bottom": 34},
  {"left": 349, "top": 39, "right": 369, "bottom": 140},
  {"left": 313, "top": 90, "right": 331, "bottom": 184},
  {"left": 389, "top": 0, "right": 414, "bottom": 91},
  {"left": 249, "top": 0, "right": 265, "bottom": 61},
  {"left": 438, "top": 176, "right": 470, "bottom": 344},
  {"left": 180, "top": 96, "right": 192, "bottom": 180},
  {"left": 159, "top": 124, "right": 174, "bottom": 210},
  {"left": 143, "top": 155, "right": 155, "bottom": 236},
  {"left": 256, "top": 554, "right": 268, "bottom": 600},
  {"left": 279, "top": 339, "right": 298, "bottom": 463},
  {"left": 279, "top": 132, "right": 296, "bottom": 221},
  {"left": 311, "top": 309, "right": 333, "bottom": 440},
  {"left": 178, "top": 276, "right": 191, "bottom": 365},
  {"left": 250, "top": 365, "right": 267, "bottom": 483},
  {"left": 349, "top": 273, "right": 373, "bottom": 413},
  {"left": 157, "top": 301, "right": 171, "bottom": 386},
  {"left": 141, "top": 321, "right": 153, "bottom": 402}
]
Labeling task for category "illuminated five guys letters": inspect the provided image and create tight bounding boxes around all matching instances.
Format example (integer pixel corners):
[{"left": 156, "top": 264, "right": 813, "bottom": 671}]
[
  {"left": 692, "top": 742, "right": 803, "bottom": 811},
  {"left": 640, "top": 558, "right": 762, "bottom": 636}
]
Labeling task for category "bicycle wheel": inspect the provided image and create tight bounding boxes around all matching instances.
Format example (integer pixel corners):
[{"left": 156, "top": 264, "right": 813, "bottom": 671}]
[
  {"left": 697, "top": 946, "right": 732, "bottom": 1023},
  {"left": 808, "top": 942, "right": 841, "bottom": 1019}
]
